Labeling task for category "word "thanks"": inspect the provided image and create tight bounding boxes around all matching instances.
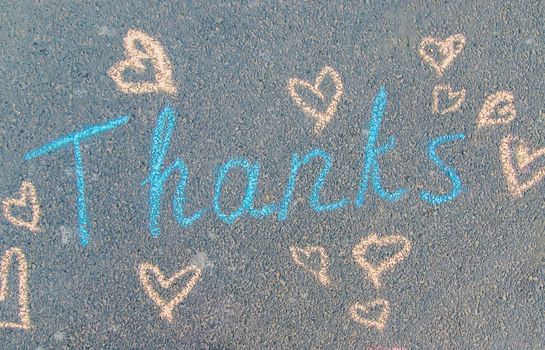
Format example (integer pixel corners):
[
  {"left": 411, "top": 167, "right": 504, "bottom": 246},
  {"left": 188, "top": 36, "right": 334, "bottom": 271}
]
[{"left": 24, "top": 87, "right": 465, "bottom": 247}]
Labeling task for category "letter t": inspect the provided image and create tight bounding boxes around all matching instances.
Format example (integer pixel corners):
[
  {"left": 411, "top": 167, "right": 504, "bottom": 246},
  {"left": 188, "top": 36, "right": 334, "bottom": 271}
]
[{"left": 24, "top": 115, "right": 129, "bottom": 247}]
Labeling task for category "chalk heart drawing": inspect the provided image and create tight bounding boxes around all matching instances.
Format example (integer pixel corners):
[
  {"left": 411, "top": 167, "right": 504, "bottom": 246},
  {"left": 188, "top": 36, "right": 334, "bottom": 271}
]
[
  {"left": 290, "top": 246, "right": 331, "bottom": 286},
  {"left": 2, "top": 180, "right": 41, "bottom": 233},
  {"left": 287, "top": 66, "right": 344, "bottom": 134},
  {"left": 477, "top": 91, "right": 517, "bottom": 128},
  {"left": 432, "top": 84, "right": 466, "bottom": 115},
  {"left": 0, "top": 247, "right": 31, "bottom": 330},
  {"left": 419, "top": 34, "right": 466, "bottom": 77},
  {"left": 352, "top": 233, "right": 411, "bottom": 289},
  {"left": 138, "top": 262, "right": 201, "bottom": 322},
  {"left": 500, "top": 134, "right": 545, "bottom": 198},
  {"left": 349, "top": 299, "right": 390, "bottom": 331},
  {"left": 108, "top": 29, "right": 177, "bottom": 95}
]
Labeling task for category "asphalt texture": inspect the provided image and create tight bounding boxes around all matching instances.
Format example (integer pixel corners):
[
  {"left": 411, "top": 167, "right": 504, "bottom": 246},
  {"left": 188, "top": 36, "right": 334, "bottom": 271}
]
[{"left": 1, "top": 0, "right": 544, "bottom": 349}]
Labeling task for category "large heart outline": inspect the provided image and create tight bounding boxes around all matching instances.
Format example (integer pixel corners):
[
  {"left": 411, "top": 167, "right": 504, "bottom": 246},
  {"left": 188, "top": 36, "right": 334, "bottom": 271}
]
[
  {"left": 349, "top": 299, "right": 390, "bottom": 331},
  {"left": 432, "top": 84, "right": 466, "bottom": 115},
  {"left": 108, "top": 29, "right": 177, "bottom": 95},
  {"left": 0, "top": 247, "right": 31, "bottom": 330},
  {"left": 2, "top": 180, "right": 41, "bottom": 233},
  {"left": 287, "top": 66, "right": 344, "bottom": 134},
  {"left": 352, "top": 233, "right": 411, "bottom": 289},
  {"left": 290, "top": 245, "right": 331, "bottom": 286},
  {"left": 500, "top": 134, "right": 545, "bottom": 197},
  {"left": 419, "top": 34, "right": 466, "bottom": 77},
  {"left": 138, "top": 262, "right": 201, "bottom": 322}
]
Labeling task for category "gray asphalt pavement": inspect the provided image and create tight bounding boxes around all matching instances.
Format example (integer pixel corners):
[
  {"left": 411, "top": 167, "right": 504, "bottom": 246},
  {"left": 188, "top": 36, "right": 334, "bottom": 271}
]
[{"left": 1, "top": 0, "right": 544, "bottom": 348}]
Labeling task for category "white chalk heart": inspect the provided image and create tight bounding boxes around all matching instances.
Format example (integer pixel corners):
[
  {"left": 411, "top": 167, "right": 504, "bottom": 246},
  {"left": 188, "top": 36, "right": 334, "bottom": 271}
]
[
  {"left": 477, "top": 91, "right": 516, "bottom": 128},
  {"left": 500, "top": 134, "right": 545, "bottom": 197},
  {"left": 2, "top": 180, "right": 41, "bottom": 233},
  {"left": 352, "top": 233, "right": 411, "bottom": 289},
  {"left": 419, "top": 34, "right": 466, "bottom": 77},
  {"left": 108, "top": 29, "right": 177, "bottom": 95},
  {"left": 432, "top": 84, "right": 466, "bottom": 115},
  {"left": 287, "top": 66, "right": 344, "bottom": 134},
  {"left": 290, "top": 245, "right": 331, "bottom": 286},
  {"left": 138, "top": 262, "right": 201, "bottom": 322},
  {"left": 349, "top": 299, "right": 390, "bottom": 331}
]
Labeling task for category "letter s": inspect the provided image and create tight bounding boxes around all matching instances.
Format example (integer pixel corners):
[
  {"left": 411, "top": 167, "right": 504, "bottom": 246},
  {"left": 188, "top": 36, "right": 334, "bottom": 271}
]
[{"left": 420, "top": 133, "right": 465, "bottom": 205}]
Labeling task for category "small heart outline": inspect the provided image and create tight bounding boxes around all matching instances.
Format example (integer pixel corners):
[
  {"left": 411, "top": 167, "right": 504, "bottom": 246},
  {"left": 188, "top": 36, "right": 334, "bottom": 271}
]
[
  {"left": 287, "top": 66, "right": 344, "bottom": 134},
  {"left": 419, "top": 34, "right": 466, "bottom": 77},
  {"left": 108, "top": 29, "right": 177, "bottom": 95},
  {"left": 432, "top": 84, "right": 466, "bottom": 115},
  {"left": 352, "top": 233, "right": 411, "bottom": 289},
  {"left": 2, "top": 180, "right": 41, "bottom": 233},
  {"left": 138, "top": 262, "right": 201, "bottom": 322},
  {"left": 349, "top": 299, "right": 390, "bottom": 331},
  {"left": 477, "top": 91, "right": 517, "bottom": 128},
  {"left": 290, "top": 245, "right": 331, "bottom": 286}
]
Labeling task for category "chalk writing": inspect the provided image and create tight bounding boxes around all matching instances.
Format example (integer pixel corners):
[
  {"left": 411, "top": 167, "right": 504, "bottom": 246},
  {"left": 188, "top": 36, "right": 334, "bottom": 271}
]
[
  {"left": 24, "top": 115, "right": 129, "bottom": 247},
  {"left": 108, "top": 29, "right": 177, "bottom": 95},
  {"left": 214, "top": 158, "right": 274, "bottom": 224},
  {"left": 278, "top": 149, "right": 348, "bottom": 221},
  {"left": 143, "top": 106, "right": 205, "bottom": 237},
  {"left": 349, "top": 299, "right": 390, "bottom": 331},
  {"left": 355, "top": 87, "right": 407, "bottom": 206},
  {"left": 352, "top": 233, "right": 411, "bottom": 289},
  {"left": 0, "top": 15, "right": 541, "bottom": 345},
  {"left": 287, "top": 66, "right": 343, "bottom": 134},
  {"left": 477, "top": 91, "right": 517, "bottom": 128},
  {"left": 500, "top": 134, "right": 545, "bottom": 197},
  {"left": 0, "top": 247, "right": 30, "bottom": 330},
  {"left": 420, "top": 133, "right": 466, "bottom": 205},
  {"left": 2, "top": 180, "right": 41, "bottom": 233},
  {"left": 144, "top": 88, "right": 465, "bottom": 238},
  {"left": 290, "top": 246, "right": 331, "bottom": 286},
  {"left": 432, "top": 84, "right": 466, "bottom": 115},
  {"left": 419, "top": 34, "right": 466, "bottom": 77},
  {"left": 138, "top": 261, "right": 201, "bottom": 322}
]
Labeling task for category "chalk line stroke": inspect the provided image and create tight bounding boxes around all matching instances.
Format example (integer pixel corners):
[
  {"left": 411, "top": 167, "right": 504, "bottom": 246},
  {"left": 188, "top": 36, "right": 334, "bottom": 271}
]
[
  {"left": 2, "top": 180, "right": 41, "bottom": 233},
  {"left": 138, "top": 261, "right": 202, "bottom": 322},
  {"left": 23, "top": 115, "right": 129, "bottom": 248},
  {"left": 432, "top": 84, "right": 466, "bottom": 115},
  {"left": 500, "top": 134, "right": 545, "bottom": 198},
  {"left": 290, "top": 245, "right": 331, "bottom": 286},
  {"left": 352, "top": 233, "right": 411, "bottom": 289},
  {"left": 108, "top": 29, "right": 177, "bottom": 95},
  {"left": 477, "top": 91, "right": 517, "bottom": 128},
  {"left": 419, "top": 34, "right": 466, "bottom": 77},
  {"left": 0, "top": 247, "right": 31, "bottom": 330},
  {"left": 287, "top": 66, "right": 344, "bottom": 134},
  {"left": 349, "top": 299, "right": 390, "bottom": 331}
]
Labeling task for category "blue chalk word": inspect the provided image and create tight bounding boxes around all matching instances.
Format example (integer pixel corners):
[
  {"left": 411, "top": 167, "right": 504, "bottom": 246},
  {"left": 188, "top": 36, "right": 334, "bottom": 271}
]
[
  {"left": 355, "top": 87, "right": 407, "bottom": 207},
  {"left": 420, "top": 133, "right": 466, "bottom": 205},
  {"left": 278, "top": 149, "right": 348, "bottom": 221},
  {"left": 213, "top": 158, "right": 276, "bottom": 224},
  {"left": 24, "top": 115, "right": 129, "bottom": 247},
  {"left": 142, "top": 106, "right": 204, "bottom": 237},
  {"left": 21, "top": 85, "right": 468, "bottom": 249},
  {"left": 141, "top": 86, "right": 466, "bottom": 238}
]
